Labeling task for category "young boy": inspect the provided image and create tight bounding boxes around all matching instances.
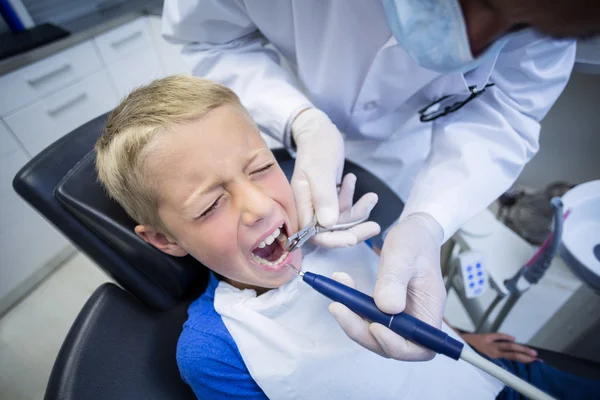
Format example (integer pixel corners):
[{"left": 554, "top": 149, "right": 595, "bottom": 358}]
[{"left": 96, "top": 76, "right": 599, "bottom": 400}]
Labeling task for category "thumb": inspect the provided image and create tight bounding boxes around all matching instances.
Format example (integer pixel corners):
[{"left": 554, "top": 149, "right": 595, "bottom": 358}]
[
  {"left": 373, "top": 245, "right": 415, "bottom": 315},
  {"left": 310, "top": 173, "right": 340, "bottom": 228},
  {"left": 331, "top": 272, "right": 357, "bottom": 289},
  {"left": 291, "top": 175, "right": 314, "bottom": 228}
]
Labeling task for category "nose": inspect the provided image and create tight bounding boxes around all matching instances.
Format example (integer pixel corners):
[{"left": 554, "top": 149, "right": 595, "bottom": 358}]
[{"left": 235, "top": 179, "right": 274, "bottom": 226}]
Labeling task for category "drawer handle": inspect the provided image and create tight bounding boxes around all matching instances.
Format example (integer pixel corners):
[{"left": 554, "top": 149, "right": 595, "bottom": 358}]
[
  {"left": 110, "top": 31, "right": 143, "bottom": 49},
  {"left": 27, "top": 64, "right": 73, "bottom": 88},
  {"left": 46, "top": 93, "right": 87, "bottom": 116}
]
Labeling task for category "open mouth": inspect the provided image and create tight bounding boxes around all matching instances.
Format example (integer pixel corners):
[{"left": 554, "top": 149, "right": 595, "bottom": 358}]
[{"left": 250, "top": 223, "right": 290, "bottom": 268}]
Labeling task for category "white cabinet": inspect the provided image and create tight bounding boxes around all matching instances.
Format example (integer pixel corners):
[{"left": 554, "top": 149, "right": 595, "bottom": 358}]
[
  {"left": 106, "top": 48, "right": 163, "bottom": 99},
  {"left": 147, "top": 16, "right": 190, "bottom": 76},
  {"left": 0, "top": 42, "right": 103, "bottom": 117},
  {"left": 95, "top": 18, "right": 156, "bottom": 65},
  {"left": 95, "top": 17, "right": 163, "bottom": 99},
  {"left": 0, "top": 122, "right": 20, "bottom": 159},
  {"left": 0, "top": 15, "right": 190, "bottom": 311},
  {"left": 0, "top": 123, "right": 71, "bottom": 309},
  {"left": 4, "top": 71, "right": 118, "bottom": 156}
]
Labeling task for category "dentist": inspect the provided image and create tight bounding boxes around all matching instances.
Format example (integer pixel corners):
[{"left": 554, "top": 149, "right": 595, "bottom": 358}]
[{"left": 162, "top": 0, "right": 595, "bottom": 360}]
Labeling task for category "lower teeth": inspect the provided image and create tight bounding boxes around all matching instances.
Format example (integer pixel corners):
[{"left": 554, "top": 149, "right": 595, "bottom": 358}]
[
  {"left": 251, "top": 252, "right": 288, "bottom": 267},
  {"left": 251, "top": 234, "right": 288, "bottom": 267}
]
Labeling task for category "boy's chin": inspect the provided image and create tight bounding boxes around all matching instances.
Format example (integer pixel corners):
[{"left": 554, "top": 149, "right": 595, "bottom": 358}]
[
  {"left": 217, "top": 251, "right": 303, "bottom": 293},
  {"left": 223, "top": 270, "right": 296, "bottom": 295},
  {"left": 256, "top": 265, "right": 298, "bottom": 288}
]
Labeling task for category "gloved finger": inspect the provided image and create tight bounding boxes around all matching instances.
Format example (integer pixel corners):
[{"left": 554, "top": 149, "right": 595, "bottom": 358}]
[
  {"left": 403, "top": 277, "right": 446, "bottom": 328},
  {"left": 329, "top": 302, "right": 388, "bottom": 357},
  {"left": 370, "top": 323, "right": 435, "bottom": 361},
  {"left": 331, "top": 272, "right": 357, "bottom": 288},
  {"left": 346, "top": 193, "right": 378, "bottom": 222},
  {"left": 311, "top": 222, "right": 380, "bottom": 248},
  {"left": 337, "top": 173, "right": 357, "bottom": 214},
  {"left": 311, "top": 230, "right": 358, "bottom": 248},
  {"left": 310, "top": 172, "right": 340, "bottom": 228},
  {"left": 373, "top": 254, "right": 413, "bottom": 315},
  {"left": 346, "top": 221, "right": 381, "bottom": 243},
  {"left": 291, "top": 176, "right": 315, "bottom": 228}
]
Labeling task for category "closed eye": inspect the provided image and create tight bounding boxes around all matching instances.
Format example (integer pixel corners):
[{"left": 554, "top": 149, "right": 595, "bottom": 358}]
[
  {"left": 199, "top": 195, "right": 222, "bottom": 219},
  {"left": 251, "top": 162, "right": 274, "bottom": 175}
]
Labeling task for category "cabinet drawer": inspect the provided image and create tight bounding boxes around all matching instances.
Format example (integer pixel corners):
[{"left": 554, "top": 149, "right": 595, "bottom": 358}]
[
  {"left": 4, "top": 71, "right": 118, "bottom": 156},
  {"left": 95, "top": 17, "right": 154, "bottom": 65},
  {"left": 0, "top": 41, "right": 103, "bottom": 117},
  {"left": 107, "top": 47, "right": 163, "bottom": 99},
  {"left": 1, "top": 165, "right": 70, "bottom": 302},
  {"left": 0, "top": 120, "right": 21, "bottom": 158},
  {"left": 0, "top": 150, "right": 26, "bottom": 198}
]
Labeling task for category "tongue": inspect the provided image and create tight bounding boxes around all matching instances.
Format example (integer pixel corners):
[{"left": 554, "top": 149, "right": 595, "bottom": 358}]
[{"left": 252, "top": 240, "right": 283, "bottom": 262}]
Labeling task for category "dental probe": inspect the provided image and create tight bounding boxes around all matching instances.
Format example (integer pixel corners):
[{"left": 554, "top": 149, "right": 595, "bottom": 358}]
[{"left": 286, "top": 264, "right": 554, "bottom": 400}]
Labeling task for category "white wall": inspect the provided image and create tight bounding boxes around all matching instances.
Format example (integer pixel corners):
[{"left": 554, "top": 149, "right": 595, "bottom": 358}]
[{"left": 517, "top": 72, "right": 600, "bottom": 189}]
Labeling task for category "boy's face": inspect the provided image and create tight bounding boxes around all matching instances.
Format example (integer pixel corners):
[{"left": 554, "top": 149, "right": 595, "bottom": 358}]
[{"left": 136, "top": 105, "right": 301, "bottom": 292}]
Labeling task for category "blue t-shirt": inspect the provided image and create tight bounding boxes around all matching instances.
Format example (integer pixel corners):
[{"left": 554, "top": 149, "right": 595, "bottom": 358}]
[
  {"left": 176, "top": 255, "right": 598, "bottom": 400},
  {"left": 177, "top": 273, "right": 267, "bottom": 399}
]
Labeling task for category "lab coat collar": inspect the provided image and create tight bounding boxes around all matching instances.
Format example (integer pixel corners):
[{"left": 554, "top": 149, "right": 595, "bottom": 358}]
[{"left": 384, "top": 33, "right": 498, "bottom": 94}]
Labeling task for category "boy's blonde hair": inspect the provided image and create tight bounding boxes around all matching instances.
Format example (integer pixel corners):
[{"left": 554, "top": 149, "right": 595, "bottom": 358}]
[{"left": 96, "top": 75, "right": 249, "bottom": 235}]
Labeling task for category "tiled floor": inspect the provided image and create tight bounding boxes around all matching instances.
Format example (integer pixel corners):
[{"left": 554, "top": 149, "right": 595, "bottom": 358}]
[
  {"left": 0, "top": 253, "right": 111, "bottom": 400},
  {"left": 0, "top": 250, "right": 472, "bottom": 399}
]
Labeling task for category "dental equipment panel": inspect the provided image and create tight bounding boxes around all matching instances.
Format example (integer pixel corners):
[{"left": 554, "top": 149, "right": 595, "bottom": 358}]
[
  {"left": 286, "top": 263, "right": 555, "bottom": 400},
  {"left": 457, "top": 250, "right": 489, "bottom": 299}
]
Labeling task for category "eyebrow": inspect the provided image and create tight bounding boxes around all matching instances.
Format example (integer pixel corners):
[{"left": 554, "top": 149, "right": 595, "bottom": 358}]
[{"left": 181, "top": 148, "right": 268, "bottom": 215}]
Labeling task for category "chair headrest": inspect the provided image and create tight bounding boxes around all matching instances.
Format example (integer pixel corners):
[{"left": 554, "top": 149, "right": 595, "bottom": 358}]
[
  {"left": 56, "top": 150, "right": 203, "bottom": 300},
  {"left": 14, "top": 111, "right": 402, "bottom": 310}
]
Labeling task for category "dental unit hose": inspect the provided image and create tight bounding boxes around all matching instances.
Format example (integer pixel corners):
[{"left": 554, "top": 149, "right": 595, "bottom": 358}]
[{"left": 288, "top": 265, "right": 554, "bottom": 400}]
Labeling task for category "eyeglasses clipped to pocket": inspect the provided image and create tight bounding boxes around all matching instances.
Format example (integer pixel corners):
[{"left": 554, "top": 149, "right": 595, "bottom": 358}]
[{"left": 418, "top": 83, "right": 495, "bottom": 123}]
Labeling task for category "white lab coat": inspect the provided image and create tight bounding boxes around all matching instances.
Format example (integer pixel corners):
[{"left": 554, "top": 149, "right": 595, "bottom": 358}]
[{"left": 162, "top": 0, "right": 575, "bottom": 241}]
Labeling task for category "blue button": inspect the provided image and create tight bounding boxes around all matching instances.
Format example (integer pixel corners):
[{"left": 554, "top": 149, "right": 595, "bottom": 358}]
[
  {"left": 475, "top": 288, "right": 481, "bottom": 294},
  {"left": 476, "top": 263, "right": 482, "bottom": 269},
  {"left": 467, "top": 266, "right": 473, "bottom": 272},
  {"left": 477, "top": 271, "right": 483, "bottom": 277},
  {"left": 469, "top": 283, "right": 475, "bottom": 288},
  {"left": 468, "top": 275, "right": 474, "bottom": 280},
  {"left": 478, "top": 279, "right": 484, "bottom": 285}
]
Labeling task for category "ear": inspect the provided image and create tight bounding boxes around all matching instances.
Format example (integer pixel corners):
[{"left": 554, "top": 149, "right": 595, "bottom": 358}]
[{"left": 135, "top": 225, "right": 188, "bottom": 257}]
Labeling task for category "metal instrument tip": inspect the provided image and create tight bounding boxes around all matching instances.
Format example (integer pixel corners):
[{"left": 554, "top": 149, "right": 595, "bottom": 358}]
[{"left": 286, "top": 263, "right": 304, "bottom": 277}]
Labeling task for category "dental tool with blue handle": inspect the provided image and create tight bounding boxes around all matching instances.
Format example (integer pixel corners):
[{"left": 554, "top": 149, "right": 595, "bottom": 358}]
[{"left": 286, "top": 264, "right": 554, "bottom": 400}]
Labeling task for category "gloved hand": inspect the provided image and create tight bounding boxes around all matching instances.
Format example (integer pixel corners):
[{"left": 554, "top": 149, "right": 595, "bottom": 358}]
[
  {"left": 314, "top": 173, "right": 381, "bottom": 247},
  {"left": 328, "top": 213, "right": 446, "bottom": 361},
  {"left": 291, "top": 108, "right": 380, "bottom": 247}
]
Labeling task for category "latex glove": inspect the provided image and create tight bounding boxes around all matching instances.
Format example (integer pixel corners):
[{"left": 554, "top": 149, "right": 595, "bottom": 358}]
[
  {"left": 311, "top": 173, "right": 381, "bottom": 247},
  {"left": 460, "top": 332, "right": 539, "bottom": 363},
  {"left": 329, "top": 213, "right": 446, "bottom": 361},
  {"left": 291, "top": 108, "right": 365, "bottom": 246}
]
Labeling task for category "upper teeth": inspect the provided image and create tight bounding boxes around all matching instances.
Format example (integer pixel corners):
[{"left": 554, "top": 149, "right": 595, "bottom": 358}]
[{"left": 257, "top": 224, "right": 284, "bottom": 249}]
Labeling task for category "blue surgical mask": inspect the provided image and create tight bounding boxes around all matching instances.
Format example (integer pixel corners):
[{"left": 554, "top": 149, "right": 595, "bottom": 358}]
[{"left": 382, "top": 0, "right": 511, "bottom": 74}]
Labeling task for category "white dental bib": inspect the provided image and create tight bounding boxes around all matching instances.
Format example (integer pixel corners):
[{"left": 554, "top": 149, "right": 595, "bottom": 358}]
[{"left": 214, "top": 245, "right": 504, "bottom": 399}]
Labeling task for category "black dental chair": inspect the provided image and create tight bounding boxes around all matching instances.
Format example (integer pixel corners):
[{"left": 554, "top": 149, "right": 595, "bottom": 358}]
[
  {"left": 13, "top": 114, "right": 600, "bottom": 400},
  {"left": 13, "top": 112, "right": 404, "bottom": 400}
]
